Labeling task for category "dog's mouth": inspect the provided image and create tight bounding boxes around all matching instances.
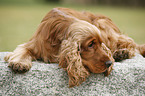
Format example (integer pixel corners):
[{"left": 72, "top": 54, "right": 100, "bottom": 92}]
[
  {"left": 84, "top": 64, "right": 112, "bottom": 77},
  {"left": 83, "top": 60, "right": 113, "bottom": 74},
  {"left": 98, "top": 67, "right": 109, "bottom": 73},
  {"left": 86, "top": 66, "right": 109, "bottom": 74}
]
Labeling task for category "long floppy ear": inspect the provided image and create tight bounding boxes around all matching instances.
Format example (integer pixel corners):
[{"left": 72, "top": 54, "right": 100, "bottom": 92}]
[
  {"left": 101, "top": 43, "right": 114, "bottom": 76},
  {"left": 59, "top": 38, "right": 90, "bottom": 87}
]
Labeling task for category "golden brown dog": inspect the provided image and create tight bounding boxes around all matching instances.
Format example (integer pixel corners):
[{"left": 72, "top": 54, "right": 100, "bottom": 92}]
[{"left": 5, "top": 7, "right": 145, "bottom": 87}]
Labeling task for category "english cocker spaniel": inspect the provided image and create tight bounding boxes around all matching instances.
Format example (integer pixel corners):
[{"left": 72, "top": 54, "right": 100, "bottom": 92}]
[{"left": 5, "top": 7, "right": 145, "bottom": 87}]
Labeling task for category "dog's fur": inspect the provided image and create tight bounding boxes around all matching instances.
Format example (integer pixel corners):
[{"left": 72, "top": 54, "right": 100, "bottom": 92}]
[{"left": 5, "top": 7, "right": 145, "bottom": 87}]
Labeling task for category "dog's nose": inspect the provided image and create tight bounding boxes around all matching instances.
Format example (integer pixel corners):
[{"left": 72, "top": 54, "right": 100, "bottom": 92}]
[{"left": 105, "top": 61, "right": 112, "bottom": 68}]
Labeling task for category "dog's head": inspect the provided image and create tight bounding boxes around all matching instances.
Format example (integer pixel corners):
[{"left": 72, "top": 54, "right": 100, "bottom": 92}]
[{"left": 59, "top": 20, "right": 114, "bottom": 87}]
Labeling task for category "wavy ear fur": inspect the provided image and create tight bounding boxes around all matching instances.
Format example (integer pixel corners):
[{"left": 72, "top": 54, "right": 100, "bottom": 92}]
[
  {"left": 59, "top": 38, "right": 90, "bottom": 87},
  {"left": 101, "top": 43, "right": 114, "bottom": 76}
]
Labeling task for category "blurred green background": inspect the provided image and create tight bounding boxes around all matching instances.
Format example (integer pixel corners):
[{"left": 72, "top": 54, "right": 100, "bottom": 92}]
[{"left": 0, "top": 0, "right": 145, "bottom": 52}]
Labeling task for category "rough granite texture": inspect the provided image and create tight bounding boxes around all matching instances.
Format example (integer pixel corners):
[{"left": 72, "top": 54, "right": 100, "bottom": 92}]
[{"left": 0, "top": 52, "right": 145, "bottom": 96}]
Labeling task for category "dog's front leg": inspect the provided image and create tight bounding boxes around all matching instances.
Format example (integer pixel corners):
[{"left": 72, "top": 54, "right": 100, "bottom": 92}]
[{"left": 4, "top": 44, "right": 32, "bottom": 72}]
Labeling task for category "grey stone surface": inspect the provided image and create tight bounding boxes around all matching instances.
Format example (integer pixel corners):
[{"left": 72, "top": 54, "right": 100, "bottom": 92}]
[{"left": 0, "top": 52, "right": 145, "bottom": 96}]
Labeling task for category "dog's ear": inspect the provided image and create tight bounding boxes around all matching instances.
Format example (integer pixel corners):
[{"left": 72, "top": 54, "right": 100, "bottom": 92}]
[
  {"left": 101, "top": 43, "right": 114, "bottom": 76},
  {"left": 59, "top": 38, "right": 90, "bottom": 87},
  {"left": 101, "top": 43, "right": 113, "bottom": 59},
  {"left": 104, "top": 64, "right": 113, "bottom": 76}
]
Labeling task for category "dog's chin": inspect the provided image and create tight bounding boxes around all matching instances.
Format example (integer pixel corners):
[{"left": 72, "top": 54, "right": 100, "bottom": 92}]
[
  {"left": 96, "top": 68, "right": 108, "bottom": 74},
  {"left": 86, "top": 67, "right": 108, "bottom": 74}
]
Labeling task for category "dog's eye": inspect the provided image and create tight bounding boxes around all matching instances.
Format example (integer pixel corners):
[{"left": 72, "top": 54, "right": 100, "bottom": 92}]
[{"left": 88, "top": 41, "right": 95, "bottom": 48}]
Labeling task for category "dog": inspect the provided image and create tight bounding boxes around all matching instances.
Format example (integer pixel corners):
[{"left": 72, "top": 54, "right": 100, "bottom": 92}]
[{"left": 4, "top": 7, "right": 145, "bottom": 87}]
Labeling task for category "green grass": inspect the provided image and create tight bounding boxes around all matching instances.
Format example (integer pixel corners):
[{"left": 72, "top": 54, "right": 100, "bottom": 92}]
[{"left": 0, "top": 3, "right": 145, "bottom": 51}]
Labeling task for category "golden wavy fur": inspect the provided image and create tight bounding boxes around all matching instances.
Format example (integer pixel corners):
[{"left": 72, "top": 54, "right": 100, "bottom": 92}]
[{"left": 5, "top": 7, "right": 145, "bottom": 87}]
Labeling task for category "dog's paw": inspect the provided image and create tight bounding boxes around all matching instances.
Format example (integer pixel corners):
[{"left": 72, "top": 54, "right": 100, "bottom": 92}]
[
  {"left": 8, "top": 61, "right": 32, "bottom": 73},
  {"left": 4, "top": 52, "right": 13, "bottom": 62},
  {"left": 113, "top": 49, "right": 129, "bottom": 62}
]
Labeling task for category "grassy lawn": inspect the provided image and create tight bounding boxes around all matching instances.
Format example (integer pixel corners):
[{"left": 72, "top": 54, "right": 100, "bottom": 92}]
[{"left": 0, "top": 2, "right": 145, "bottom": 51}]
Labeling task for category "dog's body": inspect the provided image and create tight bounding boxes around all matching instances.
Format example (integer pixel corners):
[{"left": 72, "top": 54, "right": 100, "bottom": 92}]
[{"left": 5, "top": 7, "right": 145, "bottom": 87}]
